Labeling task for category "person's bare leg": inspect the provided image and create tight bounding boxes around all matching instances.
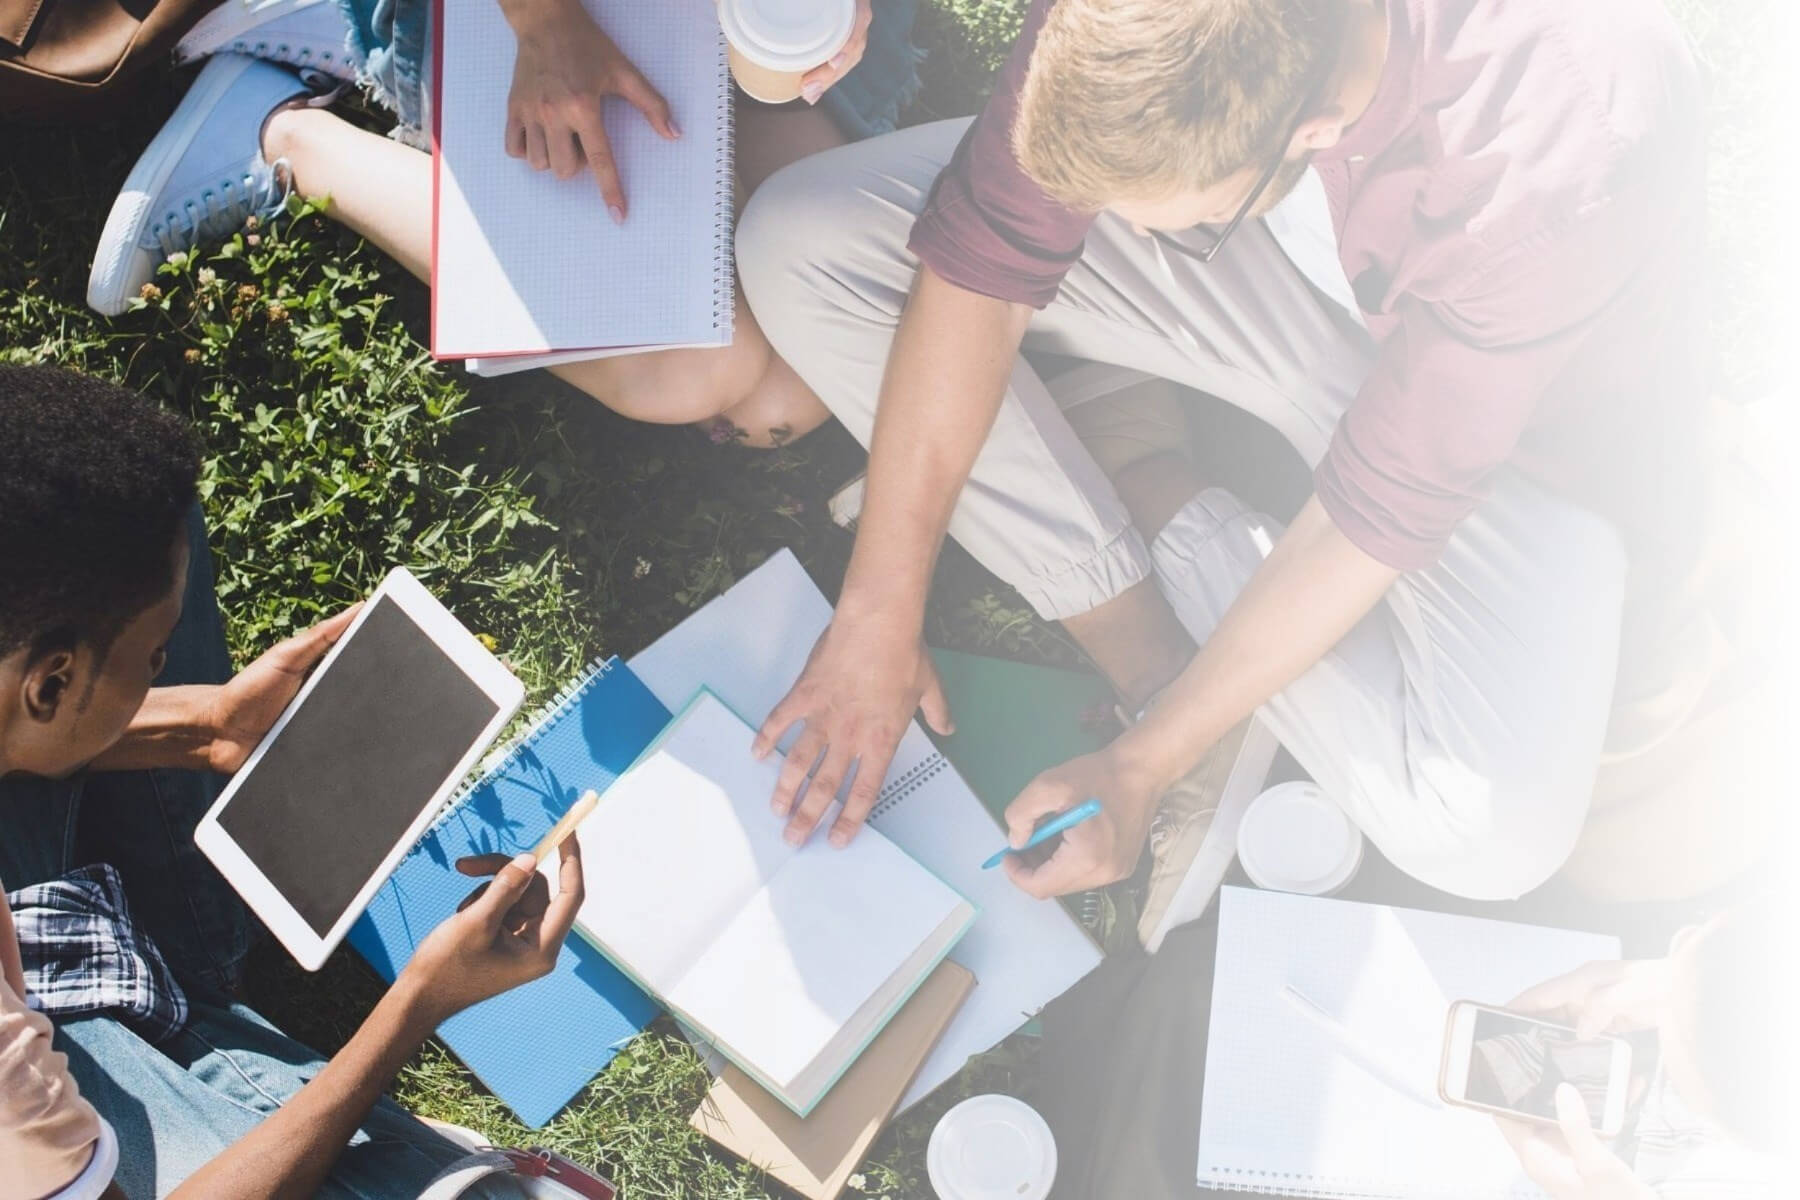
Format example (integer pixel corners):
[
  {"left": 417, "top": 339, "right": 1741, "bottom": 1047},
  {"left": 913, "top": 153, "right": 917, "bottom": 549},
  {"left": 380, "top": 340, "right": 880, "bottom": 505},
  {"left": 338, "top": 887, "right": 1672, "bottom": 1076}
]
[{"left": 259, "top": 105, "right": 827, "bottom": 445}]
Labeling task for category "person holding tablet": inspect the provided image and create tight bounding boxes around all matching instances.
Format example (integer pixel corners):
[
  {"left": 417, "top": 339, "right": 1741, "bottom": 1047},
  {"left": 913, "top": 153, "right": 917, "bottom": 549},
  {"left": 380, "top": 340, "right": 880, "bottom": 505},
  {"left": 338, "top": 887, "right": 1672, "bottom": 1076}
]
[{"left": 0, "top": 364, "right": 580, "bottom": 1198}]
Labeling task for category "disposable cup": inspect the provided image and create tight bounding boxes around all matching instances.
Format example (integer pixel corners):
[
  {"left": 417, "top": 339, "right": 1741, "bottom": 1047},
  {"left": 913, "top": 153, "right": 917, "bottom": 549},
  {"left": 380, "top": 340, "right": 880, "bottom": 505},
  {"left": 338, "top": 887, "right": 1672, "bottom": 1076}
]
[
  {"left": 926, "top": 1094, "right": 1057, "bottom": 1200},
  {"left": 1236, "top": 780, "right": 1364, "bottom": 896},
  {"left": 717, "top": 0, "right": 857, "bottom": 104}
]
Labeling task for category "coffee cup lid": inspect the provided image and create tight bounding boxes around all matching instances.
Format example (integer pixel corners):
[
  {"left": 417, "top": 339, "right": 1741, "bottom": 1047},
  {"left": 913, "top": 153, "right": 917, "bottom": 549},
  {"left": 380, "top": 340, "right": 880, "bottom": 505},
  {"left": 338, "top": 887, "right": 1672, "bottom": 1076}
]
[
  {"left": 718, "top": 0, "right": 857, "bottom": 72},
  {"left": 927, "top": 1094, "right": 1058, "bottom": 1200},
  {"left": 1237, "top": 780, "right": 1363, "bottom": 895}
]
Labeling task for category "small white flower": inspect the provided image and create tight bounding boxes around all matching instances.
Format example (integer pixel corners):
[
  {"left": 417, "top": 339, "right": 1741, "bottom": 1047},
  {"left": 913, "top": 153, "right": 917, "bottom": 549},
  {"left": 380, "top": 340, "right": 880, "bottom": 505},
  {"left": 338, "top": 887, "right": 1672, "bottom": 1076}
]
[{"left": 846, "top": 1175, "right": 866, "bottom": 1191}]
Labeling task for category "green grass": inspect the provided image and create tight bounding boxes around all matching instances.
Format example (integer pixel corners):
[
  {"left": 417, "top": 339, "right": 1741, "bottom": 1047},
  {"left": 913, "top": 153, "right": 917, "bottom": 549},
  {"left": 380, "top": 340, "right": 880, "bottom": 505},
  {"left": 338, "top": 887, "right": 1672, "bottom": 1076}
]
[{"left": 0, "top": 1, "right": 1778, "bottom": 1195}]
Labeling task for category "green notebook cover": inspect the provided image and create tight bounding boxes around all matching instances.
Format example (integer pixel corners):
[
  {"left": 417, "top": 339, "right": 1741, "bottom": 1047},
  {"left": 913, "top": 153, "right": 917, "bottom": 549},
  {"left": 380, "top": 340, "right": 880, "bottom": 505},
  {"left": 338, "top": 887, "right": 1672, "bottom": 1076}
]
[{"left": 926, "top": 649, "right": 1117, "bottom": 820}]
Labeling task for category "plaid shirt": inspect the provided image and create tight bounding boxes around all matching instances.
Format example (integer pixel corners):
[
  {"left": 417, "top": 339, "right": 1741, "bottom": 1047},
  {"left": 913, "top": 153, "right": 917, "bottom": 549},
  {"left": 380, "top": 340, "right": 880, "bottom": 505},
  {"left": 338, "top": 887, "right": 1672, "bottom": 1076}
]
[{"left": 6, "top": 863, "right": 188, "bottom": 1044}]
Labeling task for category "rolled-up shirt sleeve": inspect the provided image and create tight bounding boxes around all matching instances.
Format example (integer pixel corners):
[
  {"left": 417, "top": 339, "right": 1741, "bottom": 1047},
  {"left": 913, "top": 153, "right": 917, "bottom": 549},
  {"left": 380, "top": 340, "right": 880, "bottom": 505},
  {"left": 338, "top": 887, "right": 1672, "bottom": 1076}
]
[
  {"left": 907, "top": 0, "right": 1095, "bottom": 307},
  {"left": 2, "top": 978, "right": 105, "bottom": 1199},
  {"left": 1315, "top": 202, "right": 1655, "bottom": 570}
]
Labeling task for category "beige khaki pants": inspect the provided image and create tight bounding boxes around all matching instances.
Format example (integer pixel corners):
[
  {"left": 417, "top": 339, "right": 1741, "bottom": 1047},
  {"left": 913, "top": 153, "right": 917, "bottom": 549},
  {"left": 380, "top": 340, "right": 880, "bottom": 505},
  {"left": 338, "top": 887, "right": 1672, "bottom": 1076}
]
[{"left": 738, "top": 119, "right": 1628, "bottom": 900}]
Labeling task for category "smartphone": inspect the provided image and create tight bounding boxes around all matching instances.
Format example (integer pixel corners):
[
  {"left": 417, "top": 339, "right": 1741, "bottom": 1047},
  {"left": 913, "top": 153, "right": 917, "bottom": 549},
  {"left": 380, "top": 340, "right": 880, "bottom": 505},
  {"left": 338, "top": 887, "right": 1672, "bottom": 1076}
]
[{"left": 1438, "top": 1000, "right": 1633, "bottom": 1136}]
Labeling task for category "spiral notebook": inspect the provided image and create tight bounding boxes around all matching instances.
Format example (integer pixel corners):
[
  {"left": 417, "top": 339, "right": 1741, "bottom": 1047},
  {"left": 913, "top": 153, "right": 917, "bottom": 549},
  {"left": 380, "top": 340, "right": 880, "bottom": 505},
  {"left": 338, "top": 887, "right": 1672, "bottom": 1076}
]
[
  {"left": 430, "top": 0, "right": 734, "bottom": 367},
  {"left": 347, "top": 656, "right": 672, "bottom": 1127},
  {"left": 1197, "top": 888, "right": 1620, "bottom": 1198}
]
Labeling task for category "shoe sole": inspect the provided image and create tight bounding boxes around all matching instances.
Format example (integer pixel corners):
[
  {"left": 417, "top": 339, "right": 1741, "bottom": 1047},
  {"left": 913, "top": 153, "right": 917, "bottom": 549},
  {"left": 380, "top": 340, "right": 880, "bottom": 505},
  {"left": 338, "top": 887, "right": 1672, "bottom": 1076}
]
[
  {"left": 1138, "top": 715, "right": 1280, "bottom": 953},
  {"left": 88, "top": 55, "right": 261, "bottom": 316}
]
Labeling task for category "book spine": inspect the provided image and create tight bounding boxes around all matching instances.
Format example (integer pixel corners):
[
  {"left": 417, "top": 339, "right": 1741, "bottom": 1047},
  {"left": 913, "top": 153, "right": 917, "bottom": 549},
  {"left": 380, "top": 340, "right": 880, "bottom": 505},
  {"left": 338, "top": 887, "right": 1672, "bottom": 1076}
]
[
  {"left": 711, "top": 24, "right": 736, "bottom": 341},
  {"left": 423, "top": 656, "right": 618, "bottom": 837}
]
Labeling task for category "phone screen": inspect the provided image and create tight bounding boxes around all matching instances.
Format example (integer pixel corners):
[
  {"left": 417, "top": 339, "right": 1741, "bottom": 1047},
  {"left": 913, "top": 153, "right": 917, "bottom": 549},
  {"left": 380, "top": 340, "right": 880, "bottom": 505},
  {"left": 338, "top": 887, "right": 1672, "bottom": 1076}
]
[{"left": 1466, "top": 1009, "right": 1616, "bottom": 1123}]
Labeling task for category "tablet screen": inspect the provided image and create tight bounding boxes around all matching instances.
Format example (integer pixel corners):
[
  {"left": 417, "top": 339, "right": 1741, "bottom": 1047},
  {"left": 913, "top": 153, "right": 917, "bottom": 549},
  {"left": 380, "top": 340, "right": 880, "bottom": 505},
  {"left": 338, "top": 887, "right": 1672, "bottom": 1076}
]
[{"left": 215, "top": 595, "right": 503, "bottom": 935}]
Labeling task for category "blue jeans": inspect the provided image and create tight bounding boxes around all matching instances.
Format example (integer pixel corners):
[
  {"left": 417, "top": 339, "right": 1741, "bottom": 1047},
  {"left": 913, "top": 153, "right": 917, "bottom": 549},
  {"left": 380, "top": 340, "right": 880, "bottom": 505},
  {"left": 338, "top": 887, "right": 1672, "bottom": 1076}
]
[{"left": 1, "top": 510, "right": 493, "bottom": 1198}]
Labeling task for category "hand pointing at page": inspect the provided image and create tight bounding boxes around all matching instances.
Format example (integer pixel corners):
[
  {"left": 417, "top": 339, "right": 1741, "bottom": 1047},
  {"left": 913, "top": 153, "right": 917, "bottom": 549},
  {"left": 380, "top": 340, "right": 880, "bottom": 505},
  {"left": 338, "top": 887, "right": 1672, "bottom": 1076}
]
[{"left": 498, "top": 0, "right": 680, "bottom": 223}]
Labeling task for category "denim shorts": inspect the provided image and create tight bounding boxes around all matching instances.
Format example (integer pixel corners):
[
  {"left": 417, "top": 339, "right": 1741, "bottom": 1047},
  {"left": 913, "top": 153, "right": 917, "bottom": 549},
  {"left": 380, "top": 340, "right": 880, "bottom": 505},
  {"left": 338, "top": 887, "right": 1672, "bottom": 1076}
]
[{"left": 337, "top": 0, "right": 921, "bottom": 146}]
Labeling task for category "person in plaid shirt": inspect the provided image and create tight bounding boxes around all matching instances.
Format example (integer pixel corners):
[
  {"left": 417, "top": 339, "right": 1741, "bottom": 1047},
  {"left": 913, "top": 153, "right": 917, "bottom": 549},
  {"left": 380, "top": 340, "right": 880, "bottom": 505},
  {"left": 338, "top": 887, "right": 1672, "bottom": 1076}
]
[{"left": 0, "top": 365, "right": 582, "bottom": 1200}]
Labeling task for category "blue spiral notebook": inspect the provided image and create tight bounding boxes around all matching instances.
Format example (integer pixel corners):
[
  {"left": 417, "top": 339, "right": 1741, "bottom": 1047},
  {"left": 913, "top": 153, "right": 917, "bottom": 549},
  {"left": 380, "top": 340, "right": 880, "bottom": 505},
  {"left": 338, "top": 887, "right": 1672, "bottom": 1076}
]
[{"left": 348, "top": 655, "right": 672, "bottom": 1127}]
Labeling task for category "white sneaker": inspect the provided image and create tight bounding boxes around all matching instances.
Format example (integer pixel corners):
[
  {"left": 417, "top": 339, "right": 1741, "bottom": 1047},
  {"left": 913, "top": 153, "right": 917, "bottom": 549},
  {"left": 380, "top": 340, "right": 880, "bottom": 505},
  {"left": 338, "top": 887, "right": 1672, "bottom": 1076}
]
[
  {"left": 88, "top": 54, "right": 309, "bottom": 316},
  {"left": 174, "top": 0, "right": 358, "bottom": 83}
]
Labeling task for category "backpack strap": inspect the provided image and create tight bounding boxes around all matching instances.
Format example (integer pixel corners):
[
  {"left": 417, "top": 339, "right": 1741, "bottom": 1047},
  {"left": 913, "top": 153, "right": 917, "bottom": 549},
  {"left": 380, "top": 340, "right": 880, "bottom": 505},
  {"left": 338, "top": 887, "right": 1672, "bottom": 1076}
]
[{"left": 418, "top": 1148, "right": 617, "bottom": 1200}]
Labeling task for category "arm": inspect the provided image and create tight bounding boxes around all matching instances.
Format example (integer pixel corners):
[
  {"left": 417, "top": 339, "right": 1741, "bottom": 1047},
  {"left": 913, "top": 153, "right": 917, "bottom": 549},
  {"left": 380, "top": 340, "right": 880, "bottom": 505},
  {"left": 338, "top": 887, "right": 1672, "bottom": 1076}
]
[
  {"left": 755, "top": 269, "right": 1033, "bottom": 845},
  {"left": 170, "top": 843, "right": 584, "bottom": 1200},
  {"left": 1004, "top": 497, "right": 1398, "bottom": 896}
]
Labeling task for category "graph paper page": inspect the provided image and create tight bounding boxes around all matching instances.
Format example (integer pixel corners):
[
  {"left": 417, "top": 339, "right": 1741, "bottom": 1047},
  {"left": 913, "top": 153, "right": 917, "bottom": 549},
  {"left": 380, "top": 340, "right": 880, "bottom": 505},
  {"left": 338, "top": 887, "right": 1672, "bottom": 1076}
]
[{"left": 432, "top": 0, "right": 730, "bottom": 357}]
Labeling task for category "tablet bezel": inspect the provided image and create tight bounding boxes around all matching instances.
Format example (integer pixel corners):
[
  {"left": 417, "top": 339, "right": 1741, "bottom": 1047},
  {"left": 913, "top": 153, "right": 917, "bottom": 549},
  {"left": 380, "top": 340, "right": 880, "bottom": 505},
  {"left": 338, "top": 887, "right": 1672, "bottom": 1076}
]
[{"left": 194, "top": 567, "right": 524, "bottom": 971}]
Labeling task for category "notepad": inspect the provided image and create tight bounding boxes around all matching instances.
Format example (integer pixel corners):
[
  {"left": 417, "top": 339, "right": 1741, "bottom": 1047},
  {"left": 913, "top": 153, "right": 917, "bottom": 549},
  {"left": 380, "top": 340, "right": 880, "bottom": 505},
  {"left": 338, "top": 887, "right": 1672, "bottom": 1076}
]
[
  {"left": 570, "top": 690, "right": 976, "bottom": 1115},
  {"left": 431, "top": 0, "right": 734, "bottom": 365},
  {"left": 628, "top": 551, "right": 1104, "bottom": 1111},
  {"left": 1197, "top": 888, "right": 1621, "bottom": 1198},
  {"left": 348, "top": 656, "right": 671, "bottom": 1127}
]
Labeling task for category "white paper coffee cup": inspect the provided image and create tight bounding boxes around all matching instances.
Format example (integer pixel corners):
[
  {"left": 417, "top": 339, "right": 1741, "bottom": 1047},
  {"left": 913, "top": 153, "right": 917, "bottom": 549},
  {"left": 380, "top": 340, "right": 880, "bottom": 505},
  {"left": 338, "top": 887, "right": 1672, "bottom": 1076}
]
[
  {"left": 1237, "top": 780, "right": 1364, "bottom": 896},
  {"left": 718, "top": 0, "right": 857, "bottom": 104},
  {"left": 927, "top": 1094, "right": 1058, "bottom": 1200}
]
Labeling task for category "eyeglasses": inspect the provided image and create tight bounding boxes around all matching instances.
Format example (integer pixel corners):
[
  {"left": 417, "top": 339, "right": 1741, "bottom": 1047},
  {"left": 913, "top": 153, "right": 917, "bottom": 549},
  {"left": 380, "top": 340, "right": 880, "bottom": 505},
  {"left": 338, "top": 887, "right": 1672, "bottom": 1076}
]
[{"left": 1151, "top": 63, "right": 1335, "bottom": 265}]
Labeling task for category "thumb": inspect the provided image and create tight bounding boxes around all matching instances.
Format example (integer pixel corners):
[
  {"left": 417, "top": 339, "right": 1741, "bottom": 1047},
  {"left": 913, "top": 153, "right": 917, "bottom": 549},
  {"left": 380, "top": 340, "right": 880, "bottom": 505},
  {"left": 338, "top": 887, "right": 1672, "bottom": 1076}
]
[
  {"left": 268, "top": 604, "right": 361, "bottom": 672},
  {"left": 1005, "top": 775, "right": 1073, "bottom": 849},
  {"left": 917, "top": 655, "right": 954, "bottom": 736},
  {"left": 466, "top": 853, "right": 538, "bottom": 933},
  {"left": 1552, "top": 1083, "right": 1618, "bottom": 1177}
]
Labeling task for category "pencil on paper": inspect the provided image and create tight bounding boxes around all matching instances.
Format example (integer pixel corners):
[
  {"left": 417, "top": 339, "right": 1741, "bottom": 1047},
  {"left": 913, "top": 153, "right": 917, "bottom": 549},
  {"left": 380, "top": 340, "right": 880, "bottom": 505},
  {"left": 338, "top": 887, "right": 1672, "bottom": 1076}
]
[{"left": 1282, "top": 983, "right": 1441, "bottom": 1109}]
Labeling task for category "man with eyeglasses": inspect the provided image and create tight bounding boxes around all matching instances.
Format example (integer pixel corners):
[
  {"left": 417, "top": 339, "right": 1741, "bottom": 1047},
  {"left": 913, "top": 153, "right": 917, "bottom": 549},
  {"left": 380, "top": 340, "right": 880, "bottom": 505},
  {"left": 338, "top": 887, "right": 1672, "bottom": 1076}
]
[{"left": 735, "top": 0, "right": 1714, "bottom": 922}]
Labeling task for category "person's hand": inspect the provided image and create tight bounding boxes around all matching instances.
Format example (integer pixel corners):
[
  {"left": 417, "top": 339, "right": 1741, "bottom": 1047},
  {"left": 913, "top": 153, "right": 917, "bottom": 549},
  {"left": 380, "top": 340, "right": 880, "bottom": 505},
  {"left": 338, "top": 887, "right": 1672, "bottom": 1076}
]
[
  {"left": 502, "top": 0, "right": 679, "bottom": 221},
  {"left": 400, "top": 839, "right": 584, "bottom": 1023},
  {"left": 203, "top": 606, "right": 361, "bottom": 773},
  {"left": 797, "top": 0, "right": 873, "bottom": 105},
  {"left": 1510, "top": 958, "right": 1671, "bottom": 1040},
  {"left": 1001, "top": 746, "right": 1163, "bottom": 898},
  {"left": 754, "top": 617, "right": 953, "bottom": 848},
  {"left": 1497, "top": 1084, "right": 1655, "bottom": 1200}
]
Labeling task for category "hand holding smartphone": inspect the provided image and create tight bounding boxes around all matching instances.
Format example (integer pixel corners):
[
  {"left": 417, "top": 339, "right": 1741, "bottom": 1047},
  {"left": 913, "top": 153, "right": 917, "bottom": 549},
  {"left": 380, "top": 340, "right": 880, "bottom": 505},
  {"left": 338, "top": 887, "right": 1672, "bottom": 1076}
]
[{"left": 1438, "top": 1000, "right": 1634, "bottom": 1137}]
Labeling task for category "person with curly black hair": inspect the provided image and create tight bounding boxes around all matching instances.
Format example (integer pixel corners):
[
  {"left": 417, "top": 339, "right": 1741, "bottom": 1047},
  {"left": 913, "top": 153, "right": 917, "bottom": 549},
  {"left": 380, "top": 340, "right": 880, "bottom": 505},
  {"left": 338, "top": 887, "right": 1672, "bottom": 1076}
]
[{"left": 0, "top": 365, "right": 584, "bottom": 1199}]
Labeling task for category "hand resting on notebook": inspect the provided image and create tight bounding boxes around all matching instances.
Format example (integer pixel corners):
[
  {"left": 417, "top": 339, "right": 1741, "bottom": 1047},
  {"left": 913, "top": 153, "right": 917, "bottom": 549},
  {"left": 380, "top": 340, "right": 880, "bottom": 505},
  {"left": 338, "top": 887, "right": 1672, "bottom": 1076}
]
[{"left": 497, "top": 0, "right": 681, "bottom": 222}]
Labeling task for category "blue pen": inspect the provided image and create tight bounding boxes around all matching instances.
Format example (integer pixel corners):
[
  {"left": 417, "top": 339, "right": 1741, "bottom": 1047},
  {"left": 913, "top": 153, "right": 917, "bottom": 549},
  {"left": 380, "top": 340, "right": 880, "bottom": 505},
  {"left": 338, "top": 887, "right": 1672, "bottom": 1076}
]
[{"left": 982, "top": 798, "right": 1104, "bottom": 869}]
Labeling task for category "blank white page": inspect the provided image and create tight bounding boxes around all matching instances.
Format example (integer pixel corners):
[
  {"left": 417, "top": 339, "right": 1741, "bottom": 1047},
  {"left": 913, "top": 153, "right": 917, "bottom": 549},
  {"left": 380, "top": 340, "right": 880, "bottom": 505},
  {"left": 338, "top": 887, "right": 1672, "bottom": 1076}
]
[
  {"left": 571, "top": 691, "right": 968, "bottom": 1092},
  {"left": 432, "top": 0, "right": 731, "bottom": 357},
  {"left": 1198, "top": 888, "right": 1620, "bottom": 1198}
]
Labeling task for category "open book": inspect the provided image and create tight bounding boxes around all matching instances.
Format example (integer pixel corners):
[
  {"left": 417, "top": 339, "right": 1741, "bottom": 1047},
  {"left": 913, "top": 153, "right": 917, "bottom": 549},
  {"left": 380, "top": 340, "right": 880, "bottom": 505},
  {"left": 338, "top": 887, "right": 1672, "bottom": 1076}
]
[{"left": 569, "top": 690, "right": 976, "bottom": 1116}]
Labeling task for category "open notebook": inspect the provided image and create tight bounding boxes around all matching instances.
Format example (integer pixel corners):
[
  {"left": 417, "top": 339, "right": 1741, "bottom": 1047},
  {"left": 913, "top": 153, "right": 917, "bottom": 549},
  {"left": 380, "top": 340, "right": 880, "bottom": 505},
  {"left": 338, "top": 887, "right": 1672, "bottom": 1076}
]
[
  {"left": 431, "top": 0, "right": 733, "bottom": 368},
  {"left": 628, "top": 551, "right": 1104, "bottom": 1111},
  {"left": 569, "top": 690, "right": 976, "bottom": 1116},
  {"left": 1198, "top": 888, "right": 1621, "bottom": 1198}
]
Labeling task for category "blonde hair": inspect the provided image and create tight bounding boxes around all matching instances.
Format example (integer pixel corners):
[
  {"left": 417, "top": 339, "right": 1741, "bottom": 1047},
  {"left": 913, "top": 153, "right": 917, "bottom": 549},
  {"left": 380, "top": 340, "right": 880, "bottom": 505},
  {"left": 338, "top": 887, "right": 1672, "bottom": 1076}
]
[{"left": 1014, "top": 0, "right": 1345, "bottom": 211}]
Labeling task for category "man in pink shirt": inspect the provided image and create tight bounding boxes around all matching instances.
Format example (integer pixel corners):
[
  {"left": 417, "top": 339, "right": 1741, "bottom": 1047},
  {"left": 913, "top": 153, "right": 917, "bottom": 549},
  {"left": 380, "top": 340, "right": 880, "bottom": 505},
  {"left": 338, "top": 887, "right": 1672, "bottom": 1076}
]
[{"left": 736, "top": 0, "right": 1717, "bottom": 919}]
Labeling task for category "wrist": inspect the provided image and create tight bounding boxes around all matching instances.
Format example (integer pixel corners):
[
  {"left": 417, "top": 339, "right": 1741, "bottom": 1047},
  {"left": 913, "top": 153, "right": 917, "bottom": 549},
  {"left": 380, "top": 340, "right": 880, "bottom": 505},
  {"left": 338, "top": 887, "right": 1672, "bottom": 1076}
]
[
  {"left": 1107, "top": 720, "right": 1195, "bottom": 798},
  {"left": 497, "top": 0, "right": 577, "bottom": 36},
  {"left": 384, "top": 970, "right": 450, "bottom": 1038}
]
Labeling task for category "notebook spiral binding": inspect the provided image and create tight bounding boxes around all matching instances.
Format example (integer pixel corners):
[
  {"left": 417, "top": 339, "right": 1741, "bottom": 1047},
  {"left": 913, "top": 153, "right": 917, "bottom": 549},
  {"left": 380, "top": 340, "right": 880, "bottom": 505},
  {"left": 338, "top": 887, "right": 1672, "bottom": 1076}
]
[
  {"left": 1199, "top": 1167, "right": 1539, "bottom": 1198},
  {"left": 867, "top": 752, "right": 953, "bottom": 823},
  {"left": 420, "top": 656, "right": 619, "bottom": 840},
  {"left": 710, "top": 27, "right": 737, "bottom": 341}
]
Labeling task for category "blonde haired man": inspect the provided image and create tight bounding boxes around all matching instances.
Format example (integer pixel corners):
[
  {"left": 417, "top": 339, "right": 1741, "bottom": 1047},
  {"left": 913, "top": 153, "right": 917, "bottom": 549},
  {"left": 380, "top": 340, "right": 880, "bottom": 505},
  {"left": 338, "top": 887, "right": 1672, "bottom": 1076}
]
[{"left": 736, "top": 0, "right": 1711, "bottom": 915}]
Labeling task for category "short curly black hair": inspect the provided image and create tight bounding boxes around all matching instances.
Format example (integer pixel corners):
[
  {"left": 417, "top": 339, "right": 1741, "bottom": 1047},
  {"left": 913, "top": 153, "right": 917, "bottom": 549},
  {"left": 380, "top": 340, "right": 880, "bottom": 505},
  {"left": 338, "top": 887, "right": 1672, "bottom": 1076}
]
[{"left": 0, "top": 365, "right": 201, "bottom": 661}]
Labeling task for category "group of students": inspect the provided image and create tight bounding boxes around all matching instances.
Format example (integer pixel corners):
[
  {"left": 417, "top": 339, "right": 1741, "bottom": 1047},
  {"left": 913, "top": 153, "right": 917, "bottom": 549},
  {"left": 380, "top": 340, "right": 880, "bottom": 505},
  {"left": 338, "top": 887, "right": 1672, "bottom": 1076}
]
[{"left": 4, "top": 0, "right": 1789, "bottom": 1194}]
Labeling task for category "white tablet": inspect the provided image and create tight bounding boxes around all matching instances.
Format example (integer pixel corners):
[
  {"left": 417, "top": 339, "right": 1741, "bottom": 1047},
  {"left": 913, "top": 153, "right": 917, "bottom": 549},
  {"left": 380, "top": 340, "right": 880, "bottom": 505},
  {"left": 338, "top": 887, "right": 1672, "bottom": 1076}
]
[{"left": 195, "top": 568, "right": 524, "bottom": 970}]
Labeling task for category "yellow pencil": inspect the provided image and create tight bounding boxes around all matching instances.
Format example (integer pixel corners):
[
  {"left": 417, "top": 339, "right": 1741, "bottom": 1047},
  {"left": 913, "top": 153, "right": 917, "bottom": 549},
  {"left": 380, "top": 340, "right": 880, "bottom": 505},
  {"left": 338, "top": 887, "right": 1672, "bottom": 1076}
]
[{"left": 530, "top": 789, "right": 600, "bottom": 865}]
